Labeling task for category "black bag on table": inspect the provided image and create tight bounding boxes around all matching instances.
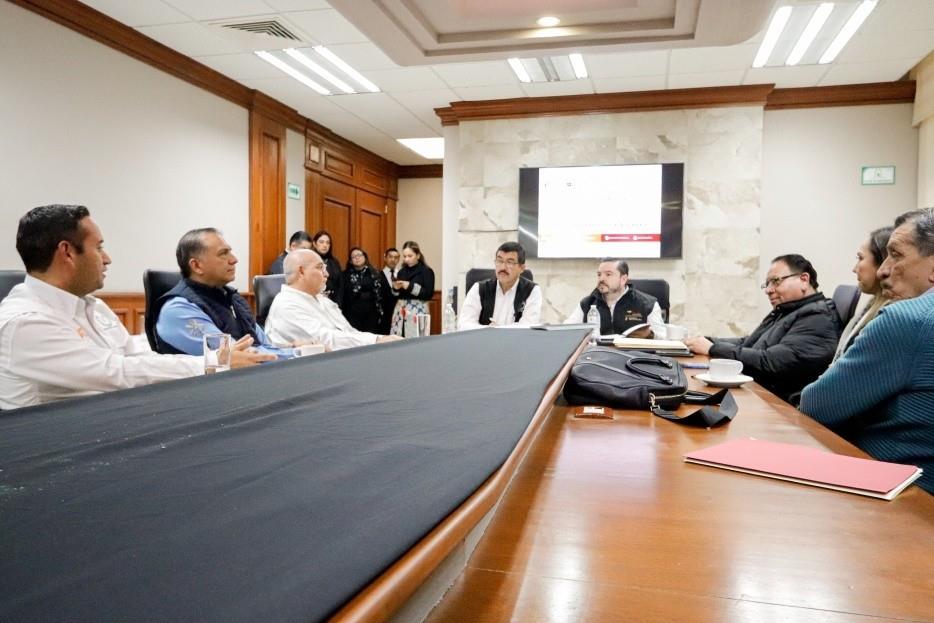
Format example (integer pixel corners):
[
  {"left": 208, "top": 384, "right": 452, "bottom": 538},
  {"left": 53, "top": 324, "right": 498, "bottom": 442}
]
[{"left": 563, "top": 346, "right": 737, "bottom": 427}]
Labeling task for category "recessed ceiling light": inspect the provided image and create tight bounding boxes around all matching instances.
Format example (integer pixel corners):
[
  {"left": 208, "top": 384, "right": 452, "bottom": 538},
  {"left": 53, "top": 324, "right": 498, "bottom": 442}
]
[
  {"left": 537, "top": 16, "right": 560, "bottom": 27},
  {"left": 254, "top": 51, "right": 330, "bottom": 95},
  {"left": 313, "top": 46, "right": 381, "bottom": 93},
  {"left": 508, "top": 57, "right": 532, "bottom": 83},
  {"left": 397, "top": 138, "right": 444, "bottom": 160},
  {"left": 819, "top": 0, "right": 878, "bottom": 64},
  {"left": 752, "top": 5, "right": 792, "bottom": 68},
  {"left": 284, "top": 48, "right": 355, "bottom": 94},
  {"left": 786, "top": 3, "right": 834, "bottom": 66},
  {"left": 568, "top": 53, "right": 588, "bottom": 79}
]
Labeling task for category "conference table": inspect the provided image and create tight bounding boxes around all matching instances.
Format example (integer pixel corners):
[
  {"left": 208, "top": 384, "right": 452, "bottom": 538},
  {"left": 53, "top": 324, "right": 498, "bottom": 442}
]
[
  {"left": 1, "top": 329, "right": 932, "bottom": 623},
  {"left": 425, "top": 351, "right": 934, "bottom": 623}
]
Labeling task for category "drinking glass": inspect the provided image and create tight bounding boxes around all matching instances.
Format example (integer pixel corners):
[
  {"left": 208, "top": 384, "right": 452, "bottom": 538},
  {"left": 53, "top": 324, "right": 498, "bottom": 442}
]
[{"left": 203, "top": 333, "right": 231, "bottom": 374}]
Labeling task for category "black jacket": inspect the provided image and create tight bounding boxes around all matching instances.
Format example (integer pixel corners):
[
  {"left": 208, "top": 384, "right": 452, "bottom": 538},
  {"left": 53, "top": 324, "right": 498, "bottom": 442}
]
[
  {"left": 708, "top": 292, "right": 841, "bottom": 403},
  {"left": 395, "top": 263, "right": 434, "bottom": 301},
  {"left": 266, "top": 251, "right": 287, "bottom": 275}
]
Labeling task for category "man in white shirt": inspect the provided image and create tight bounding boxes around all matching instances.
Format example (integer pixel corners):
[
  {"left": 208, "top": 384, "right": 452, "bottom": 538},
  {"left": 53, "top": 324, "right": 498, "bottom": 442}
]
[
  {"left": 458, "top": 242, "right": 542, "bottom": 330},
  {"left": 264, "top": 249, "right": 402, "bottom": 350},
  {"left": 0, "top": 205, "right": 272, "bottom": 410},
  {"left": 564, "top": 258, "right": 664, "bottom": 337}
]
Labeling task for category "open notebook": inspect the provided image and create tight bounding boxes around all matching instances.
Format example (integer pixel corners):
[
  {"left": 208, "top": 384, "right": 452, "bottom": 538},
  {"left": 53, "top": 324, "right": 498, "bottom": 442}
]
[
  {"left": 684, "top": 438, "right": 923, "bottom": 500},
  {"left": 609, "top": 335, "right": 691, "bottom": 356}
]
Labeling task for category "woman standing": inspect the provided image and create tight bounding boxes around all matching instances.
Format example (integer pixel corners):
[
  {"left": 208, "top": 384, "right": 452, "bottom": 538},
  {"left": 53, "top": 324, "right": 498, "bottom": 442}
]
[
  {"left": 313, "top": 230, "right": 342, "bottom": 304},
  {"left": 341, "top": 247, "right": 386, "bottom": 334},
  {"left": 832, "top": 226, "right": 893, "bottom": 362},
  {"left": 390, "top": 241, "right": 435, "bottom": 337}
]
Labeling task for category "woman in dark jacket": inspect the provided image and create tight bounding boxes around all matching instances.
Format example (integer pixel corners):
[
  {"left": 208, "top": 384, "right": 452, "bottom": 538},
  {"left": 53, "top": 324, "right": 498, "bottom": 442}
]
[
  {"left": 341, "top": 247, "right": 386, "bottom": 334},
  {"left": 390, "top": 240, "right": 435, "bottom": 336},
  {"left": 313, "top": 230, "right": 342, "bottom": 303}
]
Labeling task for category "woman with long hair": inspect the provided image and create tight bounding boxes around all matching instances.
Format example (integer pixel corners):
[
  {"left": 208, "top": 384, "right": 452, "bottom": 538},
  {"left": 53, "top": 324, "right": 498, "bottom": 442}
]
[
  {"left": 312, "top": 230, "right": 342, "bottom": 303},
  {"left": 832, "top": 225, "right": 893, "bottom": 362},
  {"left": 341, "top": 247, "right": 387, "bottom": 334},
  {"left": 390, "top": 241, "right": 435, "bottom": 336}
]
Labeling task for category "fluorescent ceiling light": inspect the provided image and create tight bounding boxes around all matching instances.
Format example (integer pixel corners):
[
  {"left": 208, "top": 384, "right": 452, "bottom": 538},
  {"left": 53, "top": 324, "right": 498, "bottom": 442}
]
[
  {"left": 508, "top": 57, "right": 532, "bottom": 83},
  {"left": 786, "top": 3, "right": 834, "bottom": 66},
  {"left": 313, "top": 46, "right": 380, "bottom": 93},
  {"left": 284, "top": 48, "right": 355, "bottom": 94},
  {"left": 568, "top": 53, "right": 588, "bottom": 79},
  {"left": 397, "top": 138, "right": 444, "bottom": 160},
  {"left": 254, "top": 51, "right": 330, "bottom": 95},
  {"left": 819, "top": 0, "right": 878, "bottom": 64},
  {"left": 537, "top": 16, "right": 560, "bottom": 27},
  {"left": 752, "top": 5, "right": 792, "bottom": 68}
]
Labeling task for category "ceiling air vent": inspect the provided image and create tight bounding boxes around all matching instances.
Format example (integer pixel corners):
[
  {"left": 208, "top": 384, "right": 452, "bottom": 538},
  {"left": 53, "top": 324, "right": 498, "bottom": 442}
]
[{"left": 221, "top": 19, "right": 301, "bottom": 41}]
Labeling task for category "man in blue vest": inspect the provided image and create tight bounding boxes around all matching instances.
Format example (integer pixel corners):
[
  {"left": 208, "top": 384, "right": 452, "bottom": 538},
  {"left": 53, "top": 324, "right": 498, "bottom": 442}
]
[
  {"left": 565, "top": 258, "right": 663, "bottom": 337},
  {"left": 154, "top": 228, "right": 294, "bottom": 359},
  {"left": 458, "top": 242, "right": 542, "bottom": 330}
]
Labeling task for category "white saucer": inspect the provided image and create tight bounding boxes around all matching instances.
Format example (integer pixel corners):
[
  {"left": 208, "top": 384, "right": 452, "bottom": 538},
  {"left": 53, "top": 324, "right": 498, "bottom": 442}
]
[{"left": 696, "top": 373, "right": 753, "bottom": 388}]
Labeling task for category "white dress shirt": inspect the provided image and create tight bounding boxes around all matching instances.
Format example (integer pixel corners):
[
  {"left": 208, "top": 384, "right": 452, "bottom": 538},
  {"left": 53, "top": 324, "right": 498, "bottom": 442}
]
[
  {"left": 564, "top": 286, "right": 665, "bottom": 334},
  {"left": 458, "top": 280, "right": 543, "bottom": 331},
  {"left": 264, "top": 284, "right": 379, "bottom": 351},
  {"left": 0, "top": 276, "right": 203, "bottom": 409}
]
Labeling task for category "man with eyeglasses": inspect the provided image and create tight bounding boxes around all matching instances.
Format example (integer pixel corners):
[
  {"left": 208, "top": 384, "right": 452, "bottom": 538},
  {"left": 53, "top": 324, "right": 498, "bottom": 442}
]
[
  {"left": 685, "top": 253, "right": 841, "bottom": 404},
  {"left": 458, "top": 242, "right": 542, "bottom": 330},
  {"left": 800, "top": 209, "right": 934, "bottom": 494}
]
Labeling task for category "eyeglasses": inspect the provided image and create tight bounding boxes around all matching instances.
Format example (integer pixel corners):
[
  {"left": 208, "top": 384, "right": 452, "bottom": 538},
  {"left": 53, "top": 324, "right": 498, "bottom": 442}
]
[
  {"left": 494, "top": 258, "right": 520, "bottom": 267},
  {"left": 350, "top": 253, "right": 365, "bottom": 258},
  {"left": 760, "top": 273, "right": 802, "bottom": 290}
]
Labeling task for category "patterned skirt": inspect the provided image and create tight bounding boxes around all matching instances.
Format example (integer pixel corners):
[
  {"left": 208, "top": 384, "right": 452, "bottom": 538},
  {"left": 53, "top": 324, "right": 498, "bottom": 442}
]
[{"left": 391, "top": 299, "right": 429, "bottom": 337}]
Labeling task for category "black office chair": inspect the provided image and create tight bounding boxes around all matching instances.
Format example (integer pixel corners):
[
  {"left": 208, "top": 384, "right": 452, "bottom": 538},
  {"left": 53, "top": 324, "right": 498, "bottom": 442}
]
[
  {"left": 0, "top": 270, "right": 26, "bottom": 303},
  {"left": 831, "top": 284, "right": 861, "bottom": 326},
  {"left": 465, "top": 268, "right": 534, "bottom": 293},
  {"left": 143, "top": 270, "right": 182, "bottom": 350},
  {"left": 253, "top": 274, "right": 285, "bottom": 328},
  {"left": 629, "top": 278, "right": 671, "bottom": 322}
]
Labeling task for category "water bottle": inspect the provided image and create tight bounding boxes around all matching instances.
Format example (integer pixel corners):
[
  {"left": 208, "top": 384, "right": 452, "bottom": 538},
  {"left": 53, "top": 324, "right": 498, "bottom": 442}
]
[
  {"left": 586, "top": 304, "right": 600, "bottom": 343},
  {"left": 443, "top": 291, "right": 458, "bottom": 334}
]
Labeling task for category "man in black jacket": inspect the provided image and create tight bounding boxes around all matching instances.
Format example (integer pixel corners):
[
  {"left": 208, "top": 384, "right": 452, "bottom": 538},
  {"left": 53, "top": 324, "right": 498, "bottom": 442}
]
[
  {"left": 565, "top": 258, "right": 664, "bottom": 337},
  {"left": 685, "top": 254, "right": 841, "bottom": 403}
]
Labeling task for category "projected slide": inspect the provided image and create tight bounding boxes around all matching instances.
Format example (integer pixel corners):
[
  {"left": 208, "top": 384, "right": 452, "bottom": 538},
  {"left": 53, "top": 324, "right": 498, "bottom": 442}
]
[{"left": 536, "top": 164, "right": 663, "bottom": 258}]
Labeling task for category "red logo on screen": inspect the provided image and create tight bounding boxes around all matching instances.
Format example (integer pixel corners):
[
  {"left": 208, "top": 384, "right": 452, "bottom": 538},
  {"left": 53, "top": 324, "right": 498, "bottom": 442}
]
[{"left": 600, "top": 233, "right": 661, "bottom": 242}]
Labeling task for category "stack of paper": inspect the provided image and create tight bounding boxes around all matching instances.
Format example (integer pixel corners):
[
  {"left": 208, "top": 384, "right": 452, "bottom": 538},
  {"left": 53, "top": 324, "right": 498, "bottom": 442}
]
[
  {"left": 684, "top": 438, "right": 923, "bottom": 500},
  {"left": 612, "top": 336, "right": 690, "bottom": 355}
]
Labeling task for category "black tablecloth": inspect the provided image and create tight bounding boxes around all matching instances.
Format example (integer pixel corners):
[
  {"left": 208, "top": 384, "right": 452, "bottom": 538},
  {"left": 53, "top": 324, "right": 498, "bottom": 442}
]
[{"left": 0, "top": 329, "right": 586, "bottom": 622}]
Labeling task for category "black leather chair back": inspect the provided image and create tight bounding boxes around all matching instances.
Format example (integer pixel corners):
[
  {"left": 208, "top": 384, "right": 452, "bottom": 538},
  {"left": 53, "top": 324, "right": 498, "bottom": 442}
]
[
  {"left": 0, "top": 270, "right": 26, "bottom": 303},
  {"left": 465, "top": 268, "right": 534, "bottom": 294},
  {"left": 253, "top": 274, "right": 285, "bottom": 328},
  {"left": 628, "top": 278, "right": 671, "bottom": 322},
  {"left": 143, "top": 270, "right": 182, "bottom": 350},
  {"left": 832, "top": 284, "right": 861, "bottom": 325}
]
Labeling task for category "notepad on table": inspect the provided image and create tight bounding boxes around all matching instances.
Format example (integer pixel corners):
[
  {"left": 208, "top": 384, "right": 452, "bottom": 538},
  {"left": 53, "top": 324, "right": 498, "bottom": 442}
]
[
  {"left": 611, "top": 336, "right": 690, "bottom": 355},
  {"left": 684, "top": 438, "right": 923, "bottom": 500}
]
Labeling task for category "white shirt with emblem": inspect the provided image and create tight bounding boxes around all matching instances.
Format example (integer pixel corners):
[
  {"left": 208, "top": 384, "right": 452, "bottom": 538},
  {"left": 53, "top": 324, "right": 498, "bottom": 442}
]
[
  {"left": 264, "top": 284, "right": 380, "bottom": 351},
  {"left": 0, "top": 276, "right": 203, "bottom": 409}
]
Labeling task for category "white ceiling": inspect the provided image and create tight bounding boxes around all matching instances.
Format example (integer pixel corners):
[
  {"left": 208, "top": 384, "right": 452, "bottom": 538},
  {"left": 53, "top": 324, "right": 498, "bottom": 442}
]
[{"left": 80, "top": 0, "right": 934, "bottom": 165}]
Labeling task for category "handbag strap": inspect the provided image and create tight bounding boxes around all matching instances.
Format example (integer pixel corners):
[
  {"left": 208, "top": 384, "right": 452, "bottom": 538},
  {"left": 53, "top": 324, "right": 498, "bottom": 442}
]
[
  {"left": 651, "top": 388, "right": 738, "bottom": 427},
  {"left": 624, "top": 357, "right": 675, "bottom": 385}
]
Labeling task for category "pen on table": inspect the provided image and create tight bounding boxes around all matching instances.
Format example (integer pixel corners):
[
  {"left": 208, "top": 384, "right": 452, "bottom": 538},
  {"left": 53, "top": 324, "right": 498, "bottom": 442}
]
[{"left": 682, "top": 362, "right": 709, "bottom": 369}]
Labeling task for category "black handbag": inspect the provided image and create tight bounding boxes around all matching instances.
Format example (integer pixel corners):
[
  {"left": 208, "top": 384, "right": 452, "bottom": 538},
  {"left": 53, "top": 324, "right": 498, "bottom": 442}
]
[{"left": 563, "top": 346, "right": 737, "bottom": 426}]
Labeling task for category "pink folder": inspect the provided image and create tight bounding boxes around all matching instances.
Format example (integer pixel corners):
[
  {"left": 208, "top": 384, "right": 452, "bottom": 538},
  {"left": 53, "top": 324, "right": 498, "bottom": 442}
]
[{"left": 684, "top": 438, "right": 922, "bottom": 500}]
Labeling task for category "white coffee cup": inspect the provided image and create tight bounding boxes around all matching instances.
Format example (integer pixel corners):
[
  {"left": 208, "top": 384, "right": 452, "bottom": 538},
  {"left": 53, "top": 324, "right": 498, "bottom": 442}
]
[
  {"left": 665, "top": 324, "right": 687, "bottom": 341},
  {"left": 296, "top": 344, "right": 326, "bottom": 357},
  {"left": 708, "top": 358, "right": 743, "bottom": 380}
]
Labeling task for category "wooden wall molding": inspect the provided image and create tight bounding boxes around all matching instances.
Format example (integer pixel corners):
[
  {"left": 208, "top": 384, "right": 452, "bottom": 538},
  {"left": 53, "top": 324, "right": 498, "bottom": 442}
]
[
  {"left": 434, "top": 84, "right": 776, "bottom": 125},
  {"left": 765, "top": 81, "right": 916, "bottom": 110},
  {"left": 435, "top": 80, "right": 917, "bottom": 124},
  {"left": 398, "top": 164, "right": 443, "bottom": 178},
  {"left": 305, "top": 125, "right": 399, "bottom": 200}
]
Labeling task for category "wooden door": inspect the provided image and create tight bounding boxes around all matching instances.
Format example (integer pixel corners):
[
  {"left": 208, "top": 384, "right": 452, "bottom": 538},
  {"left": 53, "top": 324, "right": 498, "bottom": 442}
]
[
  {"left": 309, "top": 171, "right": 353, "bottom": 266},
  {"left": 355, "top": 189, "right": 386, "bottom": 265},
  {"left": 249, "top": 112, "right": 286, "bottom": 281}
]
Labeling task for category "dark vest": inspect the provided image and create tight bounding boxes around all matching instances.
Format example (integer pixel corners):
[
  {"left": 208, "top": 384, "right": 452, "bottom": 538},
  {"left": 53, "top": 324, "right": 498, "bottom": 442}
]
[
  {"left": 579, "top": 287, "right": 658, "bottom": 335},
  {"left": 153, "top": 278, "right": 258, "bottom": 354},
  {"left": 478, "top": 277, "right": 536, "bottom": 326}
]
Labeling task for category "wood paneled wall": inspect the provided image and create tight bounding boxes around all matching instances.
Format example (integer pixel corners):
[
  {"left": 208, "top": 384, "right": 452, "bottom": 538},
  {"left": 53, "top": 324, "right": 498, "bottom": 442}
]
[
  {"left": 249, "top": 109, "right": 287, "bottom": 282},
  {"left": 305, "top": 125, "right": 399, "bottom": 268}
]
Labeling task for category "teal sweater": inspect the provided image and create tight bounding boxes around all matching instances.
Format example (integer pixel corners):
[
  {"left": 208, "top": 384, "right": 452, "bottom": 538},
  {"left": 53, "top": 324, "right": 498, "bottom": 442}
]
[{"left": 799, "top": 291, "right": 934, "bottom": 494}]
